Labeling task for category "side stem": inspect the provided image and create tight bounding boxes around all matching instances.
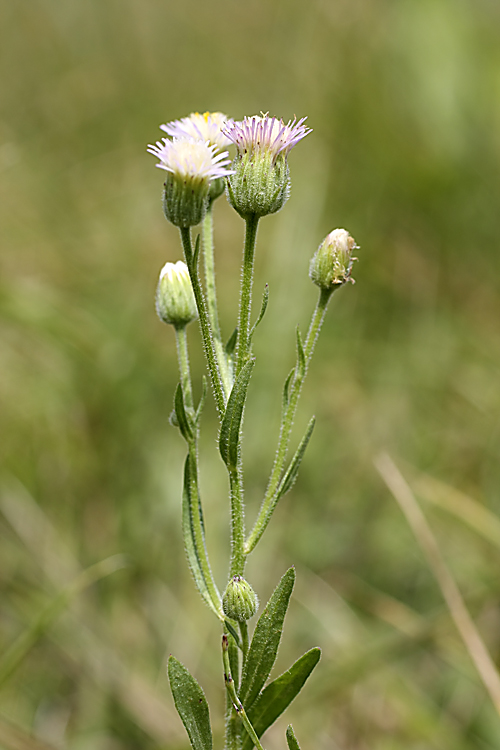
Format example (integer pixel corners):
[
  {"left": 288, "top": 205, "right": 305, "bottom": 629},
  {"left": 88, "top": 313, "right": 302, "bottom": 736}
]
[
  {"left": 245, "top": 287, "right": 334, "bottom": 554},
  {"left": 179, "top": 226, "right": 226, "bottom": 416},
  {"left": 202, "top": 203, "right": 232, "bottom": 398}
]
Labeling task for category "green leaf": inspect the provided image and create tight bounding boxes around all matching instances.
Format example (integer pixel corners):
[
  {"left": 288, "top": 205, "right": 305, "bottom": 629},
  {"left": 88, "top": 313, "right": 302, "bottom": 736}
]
[
  {"left": 239, "top": 568, "right": 295, "bottom": 710},
  {"left": 219, "top": 359, "right": 255, "bottom": 470},
  {"left": 192, "top": 234, "right": 201, "bottom": 270},
  {"left": 224, "top": 619, "right": 242, "bottom": 650},
  {"left": 276, "top": 417, "right": 315, "bottom": 500},
  {"left": 249, "top": 284, "right": 269, "bottom": 342},
  {"left": 282, "top": 368, "right": 294, "bottom": 411},
  {"left": 225, "top": 327, "right": 238, "bottom": 357},
  {"left": 175, "top": 383, "right": 194, "bottom": 442},
  {"left": 168, "top": 656, "right": 213, "bottom": 750},
  {"left": 295, "top": 327, "right": 306, "bottom": 379},
  {"left": 242, "top": 648, "right": 321, "bottom": 750},
  {"left": 182, "top": 456, "right": 219, "bottom": 616},
  {"left": 195, "top": 376, "right": 208, "bottom": 424},
  {"left": 286, "top": 725, "right": 301, "bottom": 750}
]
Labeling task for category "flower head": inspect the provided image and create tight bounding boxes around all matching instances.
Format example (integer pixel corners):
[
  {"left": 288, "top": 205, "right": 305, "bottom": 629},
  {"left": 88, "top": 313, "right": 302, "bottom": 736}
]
[
  {"left": 160, "top": 112, "right": 233, "bottom": 151},
  {"left": 156, "top": 260, "right": 198, "bottom": 327},
  {"left": 147, "top": 136, "right": 233, "bottom": 181},
  {"left": 223, "top": 113, "right": 311, "bottom": 218},
  {"left": 309, "top": 228, "right": 358, "bottom": 289},
  {"left": 147, "top": 136, "right": 233, "bottom": 227},
  {"left": 223, "top": 114, "right": 311, "bottom": 164}
]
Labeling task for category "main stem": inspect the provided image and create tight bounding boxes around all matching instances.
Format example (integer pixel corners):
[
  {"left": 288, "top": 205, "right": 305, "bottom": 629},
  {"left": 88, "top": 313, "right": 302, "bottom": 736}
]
[
  {"left": 179, "top": 226, "right": 226, "bottom": 416},
  {"left": 245, "top": 287, "right": 334, "bottom": 554},
  {"left": 235, "top": 214, "right": 259, "bottom": 378},
  {"left": 202, "top": 203, "right": 232, "bottom": 399}
]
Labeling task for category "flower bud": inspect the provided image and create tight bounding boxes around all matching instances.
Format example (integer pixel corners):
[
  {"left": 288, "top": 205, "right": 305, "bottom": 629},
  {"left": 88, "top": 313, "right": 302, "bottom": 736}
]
[
  {"left": 222, "top": 576, "right": 259, "bottom": 622},
  {"left": 227, "top": 151, "right": 290, "bottom": 218},
  {"left": 156, "top": 261, "right": 198, "bottom": 327},
  {"left": 309, "top": 228, "right": 358, "bottom": 289}
]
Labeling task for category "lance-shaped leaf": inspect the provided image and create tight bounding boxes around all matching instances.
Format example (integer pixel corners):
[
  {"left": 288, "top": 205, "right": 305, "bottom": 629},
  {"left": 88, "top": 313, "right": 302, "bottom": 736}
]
[
  {"left": 282, "top": 368, "right": 295, "bottom": 412},
  {"left": 239, "top": 568, "right": 295, "bottom": 709},
  {"left": 242, "top": 648, "right": 321, "bottom": 750},
  {"left": 182, "top": 455, "right": 220, "bottom": 617},
  {"left": 195, "top": 376, "right": 208, "bottom": 425},
  {"left": 276, "top": 417, "right": 315, "bottom": 500},
  {"left": 225, "top": 327, "right": 238, "bottom": 357},
  {"left": 219, "top": 359, "right": 255, "bottom": 470},
  {"left": 249, "top": 284, "right": 269, "bottom": 343},
  {"left": 286, "top": 725, "right": 301, "bottom": 750},
  {"left": 295, "top": 327, "right": 306, "bottom": 379},
  {"left": 168, "top": 656, "right": 213, "bottom": 750},
  {"left": 175, "top": 383, "right": 194, "bottom": 442}
]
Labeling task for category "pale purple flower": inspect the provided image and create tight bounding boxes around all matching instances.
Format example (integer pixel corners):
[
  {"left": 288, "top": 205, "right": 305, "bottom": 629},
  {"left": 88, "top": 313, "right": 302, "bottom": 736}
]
[
  {"left": 223, "top": 114, "right": 311, "bottom": 162},
  {"left": 160, "top": 112, "right": 233, "bottom": 151},
  {"left": 147, "top": 137, "right": 233, "bottom": 182}
]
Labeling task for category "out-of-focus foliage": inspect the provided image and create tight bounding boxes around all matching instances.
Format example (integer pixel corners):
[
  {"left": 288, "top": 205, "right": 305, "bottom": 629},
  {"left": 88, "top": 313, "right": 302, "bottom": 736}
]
[{"left": 1, "top": 0, "right": 500, "bottom": 748}]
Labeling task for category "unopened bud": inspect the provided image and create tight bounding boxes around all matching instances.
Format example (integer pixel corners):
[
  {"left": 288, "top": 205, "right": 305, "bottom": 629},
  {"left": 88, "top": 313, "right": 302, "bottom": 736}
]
[
  {"left": 309, "top": 228, "right": 358, "bottom": 289},
  {"left": 222, "top": 576, "right": 259, "bottom": 622},
  {"left": 156, "top": 261, "right": 198, "bottom": 327}
]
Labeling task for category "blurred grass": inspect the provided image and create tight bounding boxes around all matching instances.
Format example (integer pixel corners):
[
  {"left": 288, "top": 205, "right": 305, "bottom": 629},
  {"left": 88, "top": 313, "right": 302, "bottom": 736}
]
[{"left": 2, "top": 0, "right": 500, "bottom": 747}]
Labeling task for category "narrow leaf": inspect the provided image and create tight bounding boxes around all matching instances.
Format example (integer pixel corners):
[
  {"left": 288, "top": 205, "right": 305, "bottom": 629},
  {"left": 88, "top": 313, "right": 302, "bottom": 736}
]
[
  {"left": 224, "top": 620, "right": 242, "bottom": 650},
  {"left": 195, "top": 376, "right": 208, "bottom": 424},
  {"left": 249, "top": 284, "right": 269, "bottom": 341},
  {"left": 242, "top": 648, "right": 321, "bottom": 750},
  {"left": 182, "top": 456, "right": 219, "bottom": 616},
  {"left": 286, "top": 725, "right": 301, "bottom": 750},
  {"left": 295, "top": 327, "right": 306, "bottom": 379},
  {"left": 175, "top": 383, "right": 194, "bottom": 442},
  {"left": 168, "top": 656, "right": 213, "bottom": 750},
  {"left": 276, "top": 417, "right": 315, "bottom": 500},
  {"left": 239, "top": 568, "right": 295, "bottom": 709},
  {"left": 219, "top": 359, "right": 255, "bottom": 470},
  {"left": 225, "top": 327, "right": 238, "bottom": 357},
  {"left": 282, "top": 368, "right": 294, "bottom": 412},
  {"left": 192, "top": 234, "right": 201, "bottom": 271}
]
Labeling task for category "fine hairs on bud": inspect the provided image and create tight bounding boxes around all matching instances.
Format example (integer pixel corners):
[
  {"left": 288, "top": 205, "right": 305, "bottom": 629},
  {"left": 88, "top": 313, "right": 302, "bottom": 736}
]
[
  {"left": 309, "top": 228, "right": 358, "bottom": 289},
  {"left": 222, "top": 576, "right": 259, "bottom": 622},
  {"left": 156, "top": 261, "right": 198, "bottom": 327}
]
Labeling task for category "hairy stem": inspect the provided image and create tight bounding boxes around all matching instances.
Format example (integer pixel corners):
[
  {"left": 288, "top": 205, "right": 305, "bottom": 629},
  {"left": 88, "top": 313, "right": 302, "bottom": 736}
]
[
  {"left": 235, "top": 214, "right": 259, "bottom": 378},
  {"left": 245, "top": 287, "right": 334, "bottom": 554},
  {"left": 179, "top": 226, "right": 226, "bottom": 416}
]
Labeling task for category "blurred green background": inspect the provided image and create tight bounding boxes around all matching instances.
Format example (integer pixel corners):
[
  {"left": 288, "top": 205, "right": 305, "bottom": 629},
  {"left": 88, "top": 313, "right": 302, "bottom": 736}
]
[{"left": 2, "top": 0, "right": 500, "bottom": 747}]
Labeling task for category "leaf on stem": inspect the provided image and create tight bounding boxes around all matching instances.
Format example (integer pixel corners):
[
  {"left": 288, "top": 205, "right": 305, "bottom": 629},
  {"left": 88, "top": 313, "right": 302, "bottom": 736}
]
[
  {"left": 239, "top": 568, "right": 295, "bottom": 710},
  {"left": 286, "top": 725, "right": 301, "bottom": 750},
  {"left": 282, "top": 368, "right": 295, "bottom": 412},
  {"left": 219, "top": 359, "right": 255, "bottom": 470},
  {"left": 249, "top": 284, "right": 269, "bottom": 342},
  {"left": 195, "top": 376, "right": 208, "bottom": 425},
  {"left": 276, "top": 417, "right": 315, "bottom": 500},
  {"left": 225, "top": 328, "right": 238, "bottom": 357},
  {"left": 242, "top": 648, "right": 321, "bottom": 750},
  {"left": 192, "top": 234, "right": 201, "bottom": 271},
  {"left": 175, "top": 383, "right": 194, "bottom": 442},
  {"left": 182, "top": 456, "right": 220, "bottom": 617},
  {"left": 167, "top": 656, "right": 213, "bottom": 750},
  {"left": 295, "top": 327, "right": 306, "bottom": 379}
]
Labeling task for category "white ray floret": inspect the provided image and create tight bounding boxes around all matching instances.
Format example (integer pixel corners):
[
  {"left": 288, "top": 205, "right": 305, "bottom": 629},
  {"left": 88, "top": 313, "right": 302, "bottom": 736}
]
[
  {"left": 160, "top": 112, "right": 233, "bottom": 151},
  {"left": 147, "top": 137, "right": 233, "bottom": 181},
  {"left": 223, "top": 114, "right": 311, "bottom": 162}
]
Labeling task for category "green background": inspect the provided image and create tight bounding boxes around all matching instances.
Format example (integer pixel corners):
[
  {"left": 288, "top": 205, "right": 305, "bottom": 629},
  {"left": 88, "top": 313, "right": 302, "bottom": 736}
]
[{"left": 2, "top": 0, "right": 500, "bottom": 747}]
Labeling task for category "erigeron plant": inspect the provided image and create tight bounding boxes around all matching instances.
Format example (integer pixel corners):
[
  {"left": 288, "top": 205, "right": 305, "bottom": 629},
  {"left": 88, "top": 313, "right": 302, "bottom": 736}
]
[{"left": 148, "top": 111, "right": 358, "bottom": 750}]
